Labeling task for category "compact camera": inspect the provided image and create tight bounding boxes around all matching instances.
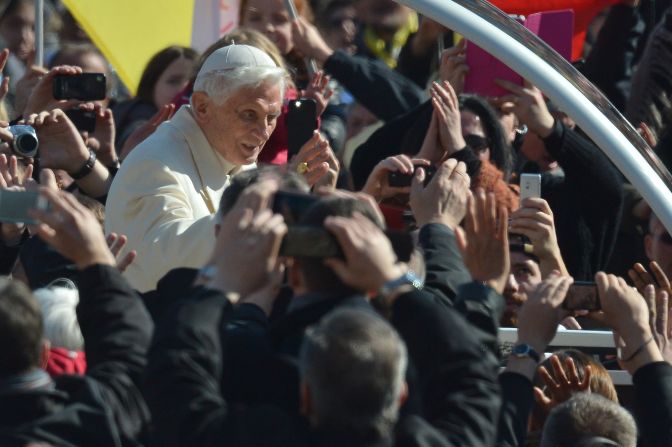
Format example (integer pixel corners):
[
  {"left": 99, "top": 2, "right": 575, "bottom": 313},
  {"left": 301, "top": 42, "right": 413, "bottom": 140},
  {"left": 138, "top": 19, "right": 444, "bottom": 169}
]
[{"left": 8, "top": 125, "right": 39, "bottom": 158}]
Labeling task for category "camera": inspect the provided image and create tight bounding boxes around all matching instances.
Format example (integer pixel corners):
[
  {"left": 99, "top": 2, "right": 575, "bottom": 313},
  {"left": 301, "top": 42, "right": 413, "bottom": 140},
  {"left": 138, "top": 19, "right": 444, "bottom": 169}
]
[{"left": 8, "top": 125, "right": 38, "bottom": 158}]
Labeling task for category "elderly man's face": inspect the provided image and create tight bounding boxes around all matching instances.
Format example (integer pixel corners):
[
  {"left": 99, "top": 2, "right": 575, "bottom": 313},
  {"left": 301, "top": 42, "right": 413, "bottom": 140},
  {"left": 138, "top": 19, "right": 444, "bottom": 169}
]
[{"left": 199, "top": 82, "right": 282, "bottom": 165}]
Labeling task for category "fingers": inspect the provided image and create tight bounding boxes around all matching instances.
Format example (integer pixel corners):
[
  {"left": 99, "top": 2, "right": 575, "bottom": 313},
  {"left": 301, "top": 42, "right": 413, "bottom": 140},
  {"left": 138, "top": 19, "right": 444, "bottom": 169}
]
[
  {"left": 651, "top": 261, "right": 671, "bottom": 291},
  {"left": 644, "top": 284, "right": 657, "bottom": 331},
  {"left": 117, "top": 250, "right": 137, "bottom": 273},
  {"left": 656, "top": 290, "right": 668, "bottom": 339},
  {"left": 39, "top": 169, "right": 58, "bottom": 190},
  {"left": 533, "top": 386, "right": 552, "bottom": 412}
]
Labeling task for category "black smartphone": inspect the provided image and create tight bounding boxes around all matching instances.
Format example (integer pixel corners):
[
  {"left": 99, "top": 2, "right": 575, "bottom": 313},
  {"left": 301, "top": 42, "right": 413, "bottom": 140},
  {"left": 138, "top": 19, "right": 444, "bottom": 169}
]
[
  {"left": 65, "top": 109, "right": 96, "bottom": 133},
  {"left": 563, "top": 281, "right": 600, "bottom": 311},
  {"left": 388, "top": 165, "right": 437, "bottom": 188},
  {"left": 53, "top": 73, "right": 107, "bottom": 101},
  {"left": 280, "top": 226, "right": 341, "bottom": 258},
  {"left": 0, "top": 190, "right": 49, "bottom": 224},
  {"left": 272, "top": 190, "right": 319, "bottom": 224},
  {"left": 287, "top": 99, "right": 318, "bottom": 159}
]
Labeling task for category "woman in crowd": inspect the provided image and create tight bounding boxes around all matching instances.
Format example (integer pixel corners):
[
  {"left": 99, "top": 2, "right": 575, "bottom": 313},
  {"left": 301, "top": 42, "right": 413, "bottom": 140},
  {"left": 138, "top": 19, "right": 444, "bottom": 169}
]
[{"left": 113, "top": 45, "right": 199, "bottom": 149}]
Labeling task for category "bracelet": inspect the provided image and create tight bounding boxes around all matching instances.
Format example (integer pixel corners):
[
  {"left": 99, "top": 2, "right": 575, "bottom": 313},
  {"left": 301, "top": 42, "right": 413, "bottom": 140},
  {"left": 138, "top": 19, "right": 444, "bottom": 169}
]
[
  {"left": 618, "top": 336, "right": 654, "bottom": 362},
  {"left": 71, "top": 149, "right": 97, "bottom": 180}
]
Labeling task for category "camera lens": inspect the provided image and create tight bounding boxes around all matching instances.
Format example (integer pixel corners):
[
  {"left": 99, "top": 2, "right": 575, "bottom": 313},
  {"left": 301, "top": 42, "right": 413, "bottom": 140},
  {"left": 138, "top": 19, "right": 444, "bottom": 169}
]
[{"left": 8, "top": 125, "right": 39, "bottom": 158}]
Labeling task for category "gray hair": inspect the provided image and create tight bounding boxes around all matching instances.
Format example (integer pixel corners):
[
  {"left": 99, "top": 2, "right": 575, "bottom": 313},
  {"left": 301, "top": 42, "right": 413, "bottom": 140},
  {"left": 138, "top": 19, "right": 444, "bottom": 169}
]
[
  {"left": 299, "top": 308, "right": 408, "bottom": 441},
  {"left": 541, "top": 393, "right": 637, "bottom": 447},
  {"left": 34, "top": 284, "right": 83, "bottom": 351},
  {"left": 192, "top": 65, "right": 288, "bottom": 106}
]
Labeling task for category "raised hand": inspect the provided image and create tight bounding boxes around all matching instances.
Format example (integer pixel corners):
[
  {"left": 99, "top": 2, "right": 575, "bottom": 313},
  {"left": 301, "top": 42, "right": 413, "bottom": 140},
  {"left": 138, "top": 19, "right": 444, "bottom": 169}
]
[
  {"left": 301, "top": 71, "right": 333, "bottom": 117},
  {"left": 495, "top": 80, "right": 555, "bottom": 138},
  {"left": 516, "top": 272, "right": 573, "bottom": 355},
  {"left": 431, "top": 80, "right": 467, "bottom": 156},
  {"left": 439, "top": 40, "right": 469, "bottom": 94},
  {"left": 324, "top": 212, "right": 405, "bottom": 293},
  {"left": 410, "top": 157, "right": 470, "bottom": 229},
  {"left": 288, "top": 131, "right": 339, "bottom": 187},
  {"left": 362, "top": 154, "right": 429, "bottom": 202},
  {"left": 206, "top": 176, "right": 287, "bottom": 299},
  {"left": 28, "top": 188, "right": 116, "bottom": 269},
  {"left": 534, "top": 354, "right": 592, "bottom": 414},
  {"left": 509, "top": 197, "right": 568, "bottom": 277},
  {"left": 119, "top": 103, "right": 175, "bottom": 161},
  {"left": 25, "top": 109, "right": 90, "bottom": 174},
  {"left": 79, "top": 103, "right": 118, "bottom": 168},
  {"left": 291, "top": 16, "right": 334, "bottom": 63},
  {"left": 455, "top": 187, "right": 509, "bottom": 294},
  {"left": 592, "top": 272, "right": 664, "bottom": 374},
  {"left": 23, "top": 65, "right": 83, "bottom": 117},
  {"left": 106, "top": 232, "right": 137, "bottom": 273}
]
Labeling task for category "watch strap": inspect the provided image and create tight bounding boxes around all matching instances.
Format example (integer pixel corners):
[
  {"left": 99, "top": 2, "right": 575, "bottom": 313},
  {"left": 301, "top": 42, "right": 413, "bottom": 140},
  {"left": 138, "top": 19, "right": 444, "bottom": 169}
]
[
  {"left": 512, "top": 343, "right": 541, "bottom": 363},
  {"left": 71, "top": 149, "right": 97, "bottom": 180},
  {"left": 379, "top": 271, "right": 424, "bottom": 296}
]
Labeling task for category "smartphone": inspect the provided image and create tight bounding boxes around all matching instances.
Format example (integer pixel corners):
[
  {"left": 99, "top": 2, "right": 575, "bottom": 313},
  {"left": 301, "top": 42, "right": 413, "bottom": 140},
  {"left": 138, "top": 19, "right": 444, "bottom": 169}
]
[
  {"left": 53, "top": 73, "right": 107, "bottom": 101},
  {"left": 272, "top": 190, "right": 319, "bottom": 224},
  {"left": 287, "top": 99, "right": 318, "bottom": 159},
  {"left": 519, "top": 173, "right": 541, "bottom": 204},
  {"left": 388, "top": 165, "right": 437, "bottom": 188},
  {"left": 563, "top": 281, "right": 600, "bottom": 311},
  {"left": 65, "top": 109, "right": 96, "bottom": 133},
  {"left": 280, "top": 226, "right": 341, "bottom": 258},
  {"left": 0, "top": 190, "right": 49, "bottom": 224}
]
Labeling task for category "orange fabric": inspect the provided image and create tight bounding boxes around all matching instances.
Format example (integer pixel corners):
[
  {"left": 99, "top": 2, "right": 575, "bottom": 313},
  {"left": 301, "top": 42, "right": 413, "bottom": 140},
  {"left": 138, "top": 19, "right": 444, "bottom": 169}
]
[
  {"left": 472, "top": 159, "right": 520, "bottom": 212},
  {"left": 488, "top": 0, "right": 621, "bottom": 61}
]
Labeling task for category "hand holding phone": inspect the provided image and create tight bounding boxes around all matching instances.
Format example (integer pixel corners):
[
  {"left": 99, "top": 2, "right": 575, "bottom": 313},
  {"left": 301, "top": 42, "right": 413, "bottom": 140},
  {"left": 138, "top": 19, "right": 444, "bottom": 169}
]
[
  {"left": 388, "top": 165, "right": 437, "bottom": 187},
  {"left": 562, "top": 281, "right": 600, "bottom": 311},
  {"left": 287, "top": 99, "right": 318, "bottom": 158}
]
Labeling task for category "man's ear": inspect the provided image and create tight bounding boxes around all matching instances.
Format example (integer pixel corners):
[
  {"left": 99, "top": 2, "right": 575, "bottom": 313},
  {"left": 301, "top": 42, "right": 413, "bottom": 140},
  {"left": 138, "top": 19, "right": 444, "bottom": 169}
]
[
  {"left": 191, "top": 92, "right": 212, "bottom": 123},
  {"left": 288, "top": 260, "right": 307, "bottom": 294},
  {"left": 398, "top": 381, "right": 409, "bottom": 408}
]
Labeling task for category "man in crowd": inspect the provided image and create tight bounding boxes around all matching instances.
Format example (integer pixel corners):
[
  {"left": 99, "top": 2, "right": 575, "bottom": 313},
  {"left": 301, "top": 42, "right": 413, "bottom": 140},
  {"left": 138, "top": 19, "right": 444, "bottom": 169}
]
[{"left": 105, "top": 44, "right": 287, "bottom": 292}]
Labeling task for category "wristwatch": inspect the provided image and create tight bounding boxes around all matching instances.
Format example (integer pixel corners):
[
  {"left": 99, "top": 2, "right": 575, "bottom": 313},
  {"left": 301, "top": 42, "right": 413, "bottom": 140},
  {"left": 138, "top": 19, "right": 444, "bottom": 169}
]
[
  {"left": 511, "top": 343, "right": 541, "bottom": 363},
  {"left": 71, "top": 148, "right": 97, "bottom": 180},
  {"left": 379, "top": 271, "right": 424, "bottom": 296}
]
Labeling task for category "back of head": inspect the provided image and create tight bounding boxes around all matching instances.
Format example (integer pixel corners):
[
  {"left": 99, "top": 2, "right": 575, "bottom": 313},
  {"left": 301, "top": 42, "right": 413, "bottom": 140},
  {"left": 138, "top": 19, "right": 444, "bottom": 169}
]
[
  {"left": 218, "top": 167, "right": 309, "bottom": 218},
  {"left": 33, "top": 282, "right": 83, "bottom": 351},
  {"left": 541, "top": 393, "right": 636, "bottom": 447},
  {"left": 192, "top": 44, "right": 287, "bottom": 106},
  {"left": 300, "top": 307, "right": 407, "bottom": 441},
  {"left": 0, "top": 277, "right": 43, "bottom": 377},
  {"left": 296, "top": 196, "right": 386, "bottom": 295}
]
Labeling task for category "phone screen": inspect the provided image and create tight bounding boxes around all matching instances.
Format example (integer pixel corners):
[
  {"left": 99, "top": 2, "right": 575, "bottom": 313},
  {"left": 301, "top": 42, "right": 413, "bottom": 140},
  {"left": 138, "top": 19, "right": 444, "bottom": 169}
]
[
  {"left": 53, "top": 73, "right": 107, "bottom": 101},
  {"left": 562, "top": 281, "right": 600, "bottom": 311},
  {"left": 65, "top": 109, "right": 97, "bottom": 133},
  {"left": 287, "top": 99, "right": 318, "bottom": 158},
  {"left": 0, "top": 190, "right": 48, "bottom": 224}
]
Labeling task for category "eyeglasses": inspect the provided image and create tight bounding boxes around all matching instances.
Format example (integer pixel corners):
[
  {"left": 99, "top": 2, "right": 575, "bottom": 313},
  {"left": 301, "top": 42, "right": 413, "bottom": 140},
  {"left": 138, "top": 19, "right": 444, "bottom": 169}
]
[{"left": 464, "top": 134, "right": 490, "bottom": 152}]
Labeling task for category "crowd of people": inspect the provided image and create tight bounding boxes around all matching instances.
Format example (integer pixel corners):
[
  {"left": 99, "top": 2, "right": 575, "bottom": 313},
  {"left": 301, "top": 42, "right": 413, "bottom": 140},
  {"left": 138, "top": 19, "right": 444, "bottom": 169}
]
[{"left": 1, "top": 0, "right": 672, "bottom": 445}]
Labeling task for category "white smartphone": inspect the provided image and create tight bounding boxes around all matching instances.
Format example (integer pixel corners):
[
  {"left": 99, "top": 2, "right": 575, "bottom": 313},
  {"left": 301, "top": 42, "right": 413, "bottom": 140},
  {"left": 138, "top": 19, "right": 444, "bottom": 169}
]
[
  {"left": 519, "top": 173, "right": 541, "bottom": 205},
  {"left": 0, "top": 189, "right": 49, "bottom": 224}
]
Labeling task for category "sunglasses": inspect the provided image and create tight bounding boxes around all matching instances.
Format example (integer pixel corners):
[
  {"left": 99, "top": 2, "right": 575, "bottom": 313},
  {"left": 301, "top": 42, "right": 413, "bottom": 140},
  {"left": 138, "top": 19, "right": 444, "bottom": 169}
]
[
  {"left": 464, "top": 134, "right": 490, "bottom": 152},
  {"left": 657, "top": 232, "right": 672, "bottom": 245}
]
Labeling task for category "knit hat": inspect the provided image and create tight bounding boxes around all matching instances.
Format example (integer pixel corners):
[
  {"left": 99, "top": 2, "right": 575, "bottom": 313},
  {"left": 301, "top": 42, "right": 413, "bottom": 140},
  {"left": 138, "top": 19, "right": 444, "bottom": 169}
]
[{"left": 195, "top": 44, "right": 277, "bottom": 85}]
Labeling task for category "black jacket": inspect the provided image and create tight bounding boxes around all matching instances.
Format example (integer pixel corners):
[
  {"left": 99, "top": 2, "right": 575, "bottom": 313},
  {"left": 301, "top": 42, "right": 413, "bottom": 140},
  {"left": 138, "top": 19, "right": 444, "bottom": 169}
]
[
  {"left": 324, "top": 50, "right": 426, "bottom": 122},
  {"left": 0, "top": 265, "right": 153, "bottom": 446},
  {"left": 540, "top": 120, "right": 623, "bottom": 280},
  {"left": 145, "top": 286, "right": 501, "bottom": 447}
]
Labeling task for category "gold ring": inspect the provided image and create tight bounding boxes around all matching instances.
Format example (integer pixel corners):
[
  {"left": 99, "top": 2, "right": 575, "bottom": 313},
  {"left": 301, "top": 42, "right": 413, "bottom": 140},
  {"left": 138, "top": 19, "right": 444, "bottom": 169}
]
[{"left": 297, "top": 162, "right": 309, "bottom": 174}]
